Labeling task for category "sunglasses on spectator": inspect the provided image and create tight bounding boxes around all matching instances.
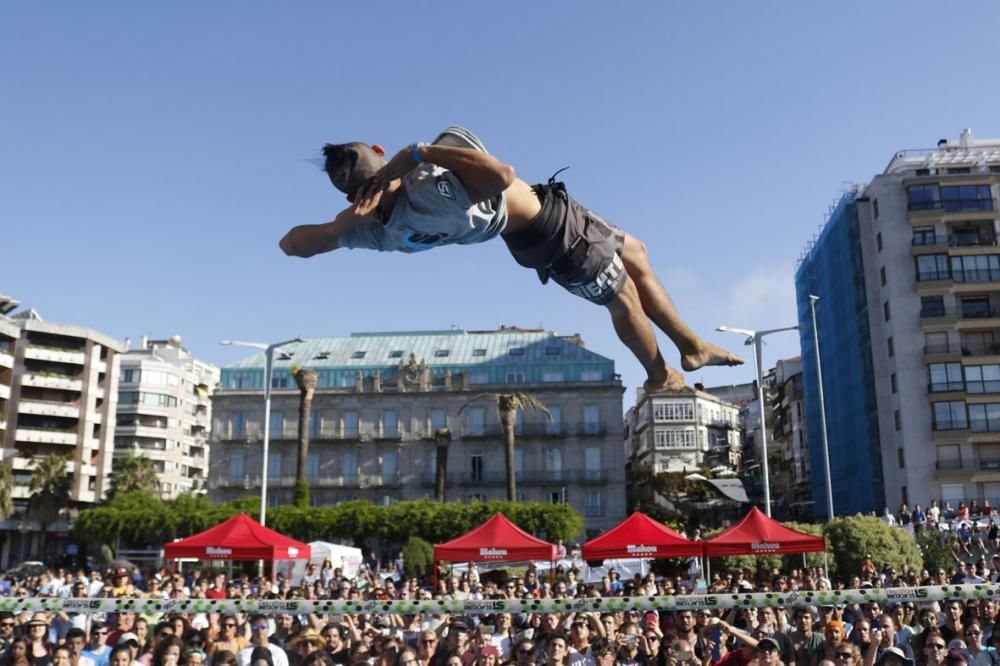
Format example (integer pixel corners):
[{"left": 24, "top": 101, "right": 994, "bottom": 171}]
[
  {"left": 967, "top": 631, "right": 982, "bottom": 637},
  {"left": 928, "top": 643, "right": 947, "bottom": 650},
  {"left": 835, "top": 652, "right": 853, "bottom": 659},
  {"left": 253, "top": 624, "right": 269, "bottom": 631}
]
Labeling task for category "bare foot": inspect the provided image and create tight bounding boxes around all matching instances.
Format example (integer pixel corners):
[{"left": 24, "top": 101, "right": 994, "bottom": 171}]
[
  {"left": 643, "top": 367, "right": 687, "bottom": 394},
  {"left": 680, "top": 343, "right": 745, "bottom": 372}
]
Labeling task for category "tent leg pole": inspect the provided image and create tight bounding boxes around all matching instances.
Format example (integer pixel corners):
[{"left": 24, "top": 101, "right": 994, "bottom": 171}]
[
  {"left": 823, "top": 551, "right": 829, "bottom": 582},
  {"left": 706, "top": 556, "right": 710, "bottom": 584}
]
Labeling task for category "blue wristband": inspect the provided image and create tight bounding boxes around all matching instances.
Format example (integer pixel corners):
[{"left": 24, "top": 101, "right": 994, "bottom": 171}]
[{"left": 411, "top": 143, "right": 423, "bottom": 164}]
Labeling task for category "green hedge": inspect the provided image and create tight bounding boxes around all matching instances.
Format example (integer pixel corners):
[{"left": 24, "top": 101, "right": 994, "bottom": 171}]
[{"left": 73, "top": 492, "right": 584, "bottom": 549}]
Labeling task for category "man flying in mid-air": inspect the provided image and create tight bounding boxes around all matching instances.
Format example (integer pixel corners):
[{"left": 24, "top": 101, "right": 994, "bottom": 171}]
[{"left": 279, "top": 126, "right": 743, "bottom": 391}]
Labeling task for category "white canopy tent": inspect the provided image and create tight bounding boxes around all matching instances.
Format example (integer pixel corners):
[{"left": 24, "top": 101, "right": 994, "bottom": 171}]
[{"left": 290, "top": 542, "right": 364, "bottom": 583}]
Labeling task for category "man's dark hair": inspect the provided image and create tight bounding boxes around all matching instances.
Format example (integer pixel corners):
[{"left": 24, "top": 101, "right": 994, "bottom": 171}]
[
  {"left": 322, "top": 143, "right": 382, "bottom": 202},
  {"left": 66, "top": 628, "right": 87, "bottom": 642},
  {"left": 91, "top": 622, "right": 107, "bottom": 637}
]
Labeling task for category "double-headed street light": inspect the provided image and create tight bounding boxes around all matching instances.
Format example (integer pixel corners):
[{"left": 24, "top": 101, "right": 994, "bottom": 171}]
[
  {"left": 716, "top": 324, "right": 799, "bottom": 517},
  {"left": 220, "top": 337, "right": 302, "bottom": 528}
]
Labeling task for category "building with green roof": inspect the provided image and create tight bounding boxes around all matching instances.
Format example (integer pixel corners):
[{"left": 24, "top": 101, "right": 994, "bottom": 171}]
[{"left": 208, "top": 327, "right": 626, "bottom": 534}]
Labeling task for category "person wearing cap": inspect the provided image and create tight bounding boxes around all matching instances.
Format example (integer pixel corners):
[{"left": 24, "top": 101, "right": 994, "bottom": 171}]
[
  {"left": 876, "top": 646, "right": 914, "bottom": 666},
  {"left": 279, "top": 128, "right": 744, "bottom": 397},
  {"left": 755, "top": 637, "right": 783, "bottom": 666},
  {"left": 286, "top": 629, "right": 326, "bottom": 662},
  {"left": 475, "top": 645, "right": 499, "bottom": 666},
  {"left": 117, "top": 632, "right": 143, "bottom": 666},
  {"left": 237, "top": 616, "right": 288, "bottom": 666},
  {"left": 27, "top": 612, "right": 53, "bottom": 666},
  {"left": 756, "top": 608, "right": 794, "bottom": 666}
]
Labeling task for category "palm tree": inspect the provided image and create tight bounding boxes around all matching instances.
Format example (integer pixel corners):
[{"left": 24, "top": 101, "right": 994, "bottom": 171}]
[
  {"left": 460, "top": 392, "right": 550, "bottom": 501},
  {"left": 107, "top": 451, "right": 159, "bottom": 498},
  {"left": 28, "top": 454, "right": 72, "bottom": 563},
  {"left": 432, "top": 428, "right": 452, "bottom": 502},
  {"left": 292, "top": 365, "right": 318, "bottom": 508}
]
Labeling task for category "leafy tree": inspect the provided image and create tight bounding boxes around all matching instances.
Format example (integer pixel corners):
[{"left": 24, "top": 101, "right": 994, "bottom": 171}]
[
  {"left": 401, "top": 536, "right": 434, "bottom": 578},
  {"left": 822, "top": 514, "right": 922, "bottom": 580},
  {"left": 107, "top": 451, "right": 159, "bottom": 499},
  {"left": 432, "top": 428, "right": 451, "bottom": 503},
  {"left": 28, "top": 454, "right": 72, "bottom": 561},
  {"left": 0, "top": 461, "right": 14, "bottom": 522},
  {"left": 460, "top": 393, "right": 550, "bottom": 501},
  {"left": 291, "top": 366, "right": 317, "bottom": 508},
  {"left": 915, "top": 527, "right": 953, "bottom": 574}
]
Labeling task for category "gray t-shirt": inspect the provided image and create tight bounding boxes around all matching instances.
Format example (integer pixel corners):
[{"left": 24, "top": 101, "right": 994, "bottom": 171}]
[{"left": 335, "top": 126, "right": 508, "bottom": 252}]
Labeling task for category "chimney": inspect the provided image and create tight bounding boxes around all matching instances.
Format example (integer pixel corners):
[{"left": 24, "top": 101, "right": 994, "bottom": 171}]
[
  {"left": 123, "top": 337, "right": 131, "bottom": 351},
  {"left": 694, "top": 382, "right": 705, "bottom": 392},
  {"left": 139, "top": 336, "right": 148, "bottom": 350}
]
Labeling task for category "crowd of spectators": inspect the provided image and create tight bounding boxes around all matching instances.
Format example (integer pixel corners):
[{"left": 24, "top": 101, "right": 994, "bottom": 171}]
[{"left": 0, "top": 551, "right": 999, "bottom": 666}]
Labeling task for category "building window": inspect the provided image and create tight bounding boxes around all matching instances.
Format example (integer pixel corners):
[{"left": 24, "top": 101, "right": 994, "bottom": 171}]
[
  {"left": 873, "top": 198, "right": 879, "bottom": 219},
  {"left": 508, "top": 348, "right": 525, "bottom": 356},
  {"left": 901, "top": 486, "right": 908, "bottom": 506},
  {"left": 951, "top": 255, "right": 1000, "bottom": 283},
  {"left": 894, "top": 410, "right": 901, "bottom": 431},
  {"left": 880, "top": 267, "right": 886, "bottom": 286},
  {"left": 343, "top": 411, "right": 359, "bottom": 438},
  {"left": 920, "top": 296, "right": 946, "bottom": 318},
  {"left": 546, "top": 406, "right": 562, "bottom": 435},
  {"left": 654, "top": 428, "right": 696, "bottom": 449},
  {"left": 897, "top": 448, "right": 905, "bottom": 468},
  {"left": 580, "top": 370, "right": 602, "bottom": 382},
  {"left": 542, "top": 371, "right": 565, "bottom": 383},
  {"left": 544, "top": 448, "right": 563, "bottom": 480},
  {"left": 907, "top": 184, "right": 941, "bottom": 211},
  {"left": 120, "top": 369, "right": 136, "bottom": 384},
  {"left": 341, "top": 374, "right": 357, "bottom": 388},
  {"left": 228, "top": 451, "right": 244, "bottom": 480},
  {"left": 351, "top": 351, "right": 366, "bottom": 359},
  {"left": 269, "top": 410, "right": 284, "bottom": 438},
  {"left": 887, "top": 337, "right": 894, "bottom": 358},
  {"left": 912, "top": 226, "right": 936, "bottom": 246},
  {"left": 470, "top": 453, "right": 484, "bottom": 482},
  {"left": 890, "top": 373, "right": 897, "bottom": 394},
  {"left": 472, "top": 349, "right": 487, "bottom": 357},
  {"left": 583, "top": 405, "right": 601, "bottom": 434},
  {"left": 545, "top": 346, "right": 561, "bottom": 356},
  {"left": 466, "top": 408, "right": 485, "bottom": 437},
  {"left": 916, "top": 255, "right": 950, "bottom": 281},
  {"left": 584, "top": 491, "right": 603, "bottom": 517},
  {"left": 388, "top": 350, "right": 404, "bottom": 359},
  {"left": 968, "top": 403, "right": 1000, "bottom": 432},
  {"left": 231, "top": 412, "right": 246, "bottom": 439},
  {"left": 470, "top": 371, "right": 489, "bottom": 385},
  {"left": 434, "top": 350, "right": 450, "bottom": 358},
  {"left": 307, "top": 452, "right": 320, "bottom": 480},
  {"left": 268, "top": 452, "right": 282, "bottom": 480},
  {"left": 271, "top": 373, "right": 289, "bottom": 388},
  {"left": 310, "top": 409, "right": 321, "bottom": 438},
  {"left": 653, "top": 402, "right": 694, "bottom": 421},
  {"left": 933, "top": 401, "right": 967, "bottom": 430},
  {"left": 382, "top": 409, "right": 398, "bottom": 437},
  {"left": 928, "top": 363, "right": 963, "bottom": 392},
  {"left": 877, "top": 233, "right": 883, "bottom": 253},
  {"left": 430, "top": 408, "right": 447, "bottom": 431},
  {"left": 941, "top": 184, "right": 993, "bottom": 212},
  {"left": 883, "top": 301, "right": 891, "bottom": 322},
  {"left": 514, "top": 447, "right": 523, "bottom": 476},
  {"left": 585, "top": 448, "right": 602, "bottom": 481},
  {"left": 965, "top": 365, "right": 1000, "bottom": 394},
  {"left": 381, "top": 451, "right": 397, "bottom": 482},
  {"left": 506, "top": 371, "right": 526, "bottom": 383},
  {"left": 339, "top": 451, "right": 358, "bottom": 483}
]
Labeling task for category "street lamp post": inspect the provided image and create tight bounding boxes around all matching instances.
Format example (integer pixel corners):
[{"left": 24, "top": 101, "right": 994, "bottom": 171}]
[
  {"left": 809, "top": 295, "right": 835, "bottom": 520},
  {"left": 716, "top": 324, "right": 799, "bottom": 517},
  {"left": 220, "top": 337, "right": 302, "bottom": 528}
]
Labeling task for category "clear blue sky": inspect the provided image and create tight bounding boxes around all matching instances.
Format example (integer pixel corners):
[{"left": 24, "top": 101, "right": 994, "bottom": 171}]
[{"left": 4, "top": 2, "right": 1000, "bottom": 398}]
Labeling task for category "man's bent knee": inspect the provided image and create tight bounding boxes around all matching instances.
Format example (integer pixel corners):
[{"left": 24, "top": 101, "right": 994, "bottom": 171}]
[{"left": 606, "top": 276, "right": 642, "bottom": 316}]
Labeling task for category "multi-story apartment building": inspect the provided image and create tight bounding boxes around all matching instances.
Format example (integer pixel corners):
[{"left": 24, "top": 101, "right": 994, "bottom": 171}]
[
  {"left": 796, "top": 129, "right": 1000, "bottom": 516},
  {"left": 115, "top": 336, "right": 219, "bottom": 499},
  {"left": 625, "top": 385, "right": 742, "bottom": 475},
  {"left": 765, "top": 358, "right": 812, "bottom": 514},
  {"left": 208, "top": 327, "right": 626, "bottom": 534},
  {"left": 0, "top": 309, "right": 123, "bottom": 567}
]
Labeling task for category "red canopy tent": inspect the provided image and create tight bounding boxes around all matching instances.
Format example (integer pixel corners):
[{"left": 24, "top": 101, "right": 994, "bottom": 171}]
[
  {"left": 581, "top": 511, "right": 702, "bottom": 563},
  {"left": 434, "top": 513, "right": 557, "bottom": 563},
  {"left": 164, "top": 513, "right": 311, "bottom": 564},
  {"left": 704, "top": 507, "right": 825, "bottom": 556}
]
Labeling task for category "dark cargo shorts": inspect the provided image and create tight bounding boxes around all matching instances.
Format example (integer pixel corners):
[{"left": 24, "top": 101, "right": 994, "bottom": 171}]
[{"left": 502, "top": 182, "right": 627, "bottom": 306}]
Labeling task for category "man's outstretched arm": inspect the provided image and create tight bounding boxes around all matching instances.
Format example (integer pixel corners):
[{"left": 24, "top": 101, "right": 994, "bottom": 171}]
[{"left": 279, "top": 188, "right": 386, "bottom": 257}]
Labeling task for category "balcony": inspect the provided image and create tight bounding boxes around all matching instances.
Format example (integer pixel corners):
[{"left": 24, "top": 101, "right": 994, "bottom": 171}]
[
  {"left": 0, "top": 384, "right": 9, "bottom": 401},
  {"left": 0, "top": 352, "right": 13, "bottom": 369},
  {"left": 17, "top": 400, "right": 80, "bottom": 419},
  {"left": 14, "top": 427, "right": 78, "bottom": 446},
  {"left": 20, "top": 373, "right": 83, "bottom": 392},
  {"left": 921, "top": 306, "right": 1000, "bottom": 324},
  {"left": 419, "top": 469, "right": 609, "bottom": 486},
  {"left": 23, "top": 345, "right": 86, "bottom": 366},
  {"left": 929, "top": 381, "right": 966, "bottom": 394},
  {"left": 980, "top": 459, "right": 1000, "bottom": 471},
  {"left": 116, "top": 424, "right": 169, "bottom": 440}
]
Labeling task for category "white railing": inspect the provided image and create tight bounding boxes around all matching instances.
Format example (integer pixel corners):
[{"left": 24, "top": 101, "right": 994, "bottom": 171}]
[
  {"left": 23, "top": 346, "right": 86, "bottom": 365},
  {"left": 14, "top": 428, "right": 78, "bottom": 445}
]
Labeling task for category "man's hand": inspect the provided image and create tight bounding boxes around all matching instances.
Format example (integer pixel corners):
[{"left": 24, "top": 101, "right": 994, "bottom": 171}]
[
  {"left": 352, "top": 185, "right": 383, "bottom": 218},
  {"left": 363, "top": 146, "right": 420, "bottom": 198}
]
